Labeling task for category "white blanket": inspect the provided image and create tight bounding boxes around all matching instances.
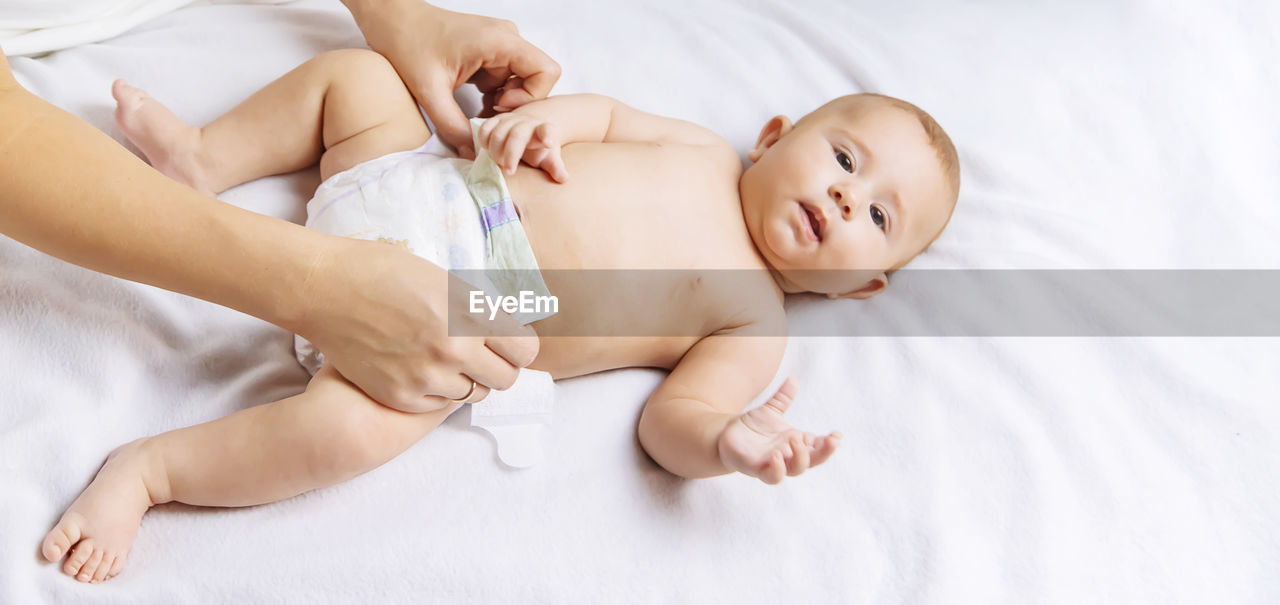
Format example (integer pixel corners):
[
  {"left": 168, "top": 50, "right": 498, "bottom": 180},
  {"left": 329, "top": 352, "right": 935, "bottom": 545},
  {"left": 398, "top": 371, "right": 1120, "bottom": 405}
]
[{"left": 2, "top": 1, "right": 1278, "bottom": 603}]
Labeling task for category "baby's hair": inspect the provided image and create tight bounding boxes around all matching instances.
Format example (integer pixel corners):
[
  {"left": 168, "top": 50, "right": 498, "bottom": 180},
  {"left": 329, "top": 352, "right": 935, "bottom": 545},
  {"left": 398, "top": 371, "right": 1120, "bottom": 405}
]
[{"left": 802, "top": 93, "right": 961, "bottom": 274}]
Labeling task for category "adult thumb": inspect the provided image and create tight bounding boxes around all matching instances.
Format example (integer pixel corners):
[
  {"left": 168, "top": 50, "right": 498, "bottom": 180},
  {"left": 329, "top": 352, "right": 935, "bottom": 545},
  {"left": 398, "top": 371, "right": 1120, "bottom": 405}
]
[{"left": 415, "top": 73, "right": 475, "bottom": 159}]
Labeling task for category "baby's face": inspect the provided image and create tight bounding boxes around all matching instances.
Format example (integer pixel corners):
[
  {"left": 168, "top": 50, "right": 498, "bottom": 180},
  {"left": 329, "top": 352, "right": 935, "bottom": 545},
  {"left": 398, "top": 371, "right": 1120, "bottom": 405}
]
[{"left": 740, "top": 100, "right": 954, "bottom": 297}]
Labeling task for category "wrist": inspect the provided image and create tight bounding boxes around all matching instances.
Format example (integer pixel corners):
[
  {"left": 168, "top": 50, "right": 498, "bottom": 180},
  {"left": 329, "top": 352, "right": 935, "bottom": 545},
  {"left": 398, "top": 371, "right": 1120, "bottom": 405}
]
[
  {"left": 196, "top": 203, "right": 339, "bottom": 336},
  {"left": 343, "top": 0, "right": 439, "bottom": 33},
  {"left": 270, "top": 232, "right": 349, "bottom": 338}
]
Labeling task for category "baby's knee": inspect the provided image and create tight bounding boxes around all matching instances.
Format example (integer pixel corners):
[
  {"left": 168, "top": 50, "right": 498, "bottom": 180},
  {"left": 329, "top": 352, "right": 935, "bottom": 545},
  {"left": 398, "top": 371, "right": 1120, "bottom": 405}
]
[
  {"left": 315, "top": 48, "right": 400, "bottom": 88},
  {"left": 303, "top": 374, "right": 450, "bottom": 478}
]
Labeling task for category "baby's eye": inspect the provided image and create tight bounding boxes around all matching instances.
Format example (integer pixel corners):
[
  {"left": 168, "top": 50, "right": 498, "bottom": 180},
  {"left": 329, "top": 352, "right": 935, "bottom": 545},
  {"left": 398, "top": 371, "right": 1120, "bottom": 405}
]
[
  {"left": 870, "top": 205, "right": 886, "bottom": 230},
  {"left": 834, "top": 149, "right": 854, "bottom": 173}
]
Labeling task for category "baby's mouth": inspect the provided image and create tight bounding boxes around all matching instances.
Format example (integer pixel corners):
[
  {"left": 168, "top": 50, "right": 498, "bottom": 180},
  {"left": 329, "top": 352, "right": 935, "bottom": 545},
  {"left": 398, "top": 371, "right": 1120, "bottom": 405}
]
[{"left": 799, "top": 202, "right": 824, "bottom": 242}]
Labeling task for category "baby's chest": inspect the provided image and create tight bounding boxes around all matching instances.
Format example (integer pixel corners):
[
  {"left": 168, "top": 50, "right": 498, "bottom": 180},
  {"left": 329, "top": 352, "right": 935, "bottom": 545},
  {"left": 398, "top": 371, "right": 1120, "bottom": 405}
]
[{"left": 512, "top": 145, "right": 749, "bottom": 270}]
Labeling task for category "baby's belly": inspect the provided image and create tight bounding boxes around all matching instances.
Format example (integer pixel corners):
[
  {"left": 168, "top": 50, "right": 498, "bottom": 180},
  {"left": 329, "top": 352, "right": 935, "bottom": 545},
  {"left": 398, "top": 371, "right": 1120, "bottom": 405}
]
[
  {"left": 501, "top": 143, "right": 769, "bottom": 377},
  {"left": 523, "top": 271, "right": 714, "bottom": 377}
]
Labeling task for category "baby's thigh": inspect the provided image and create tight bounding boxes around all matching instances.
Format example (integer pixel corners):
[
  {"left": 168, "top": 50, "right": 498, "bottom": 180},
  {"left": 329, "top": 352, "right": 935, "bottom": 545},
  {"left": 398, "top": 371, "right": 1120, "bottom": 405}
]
[
  {"left": 314, "top": 49, "right": 433, "bottom": 180},
  {"left": 305, "top": 365, "right": 456, "bottom": 468}
]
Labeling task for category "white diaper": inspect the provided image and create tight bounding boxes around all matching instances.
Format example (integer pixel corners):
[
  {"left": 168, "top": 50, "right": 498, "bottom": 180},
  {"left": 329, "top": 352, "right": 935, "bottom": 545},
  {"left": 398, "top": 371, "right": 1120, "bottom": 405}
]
[{"left": 293, "top": 119, "right": 555, "bottom": 468}]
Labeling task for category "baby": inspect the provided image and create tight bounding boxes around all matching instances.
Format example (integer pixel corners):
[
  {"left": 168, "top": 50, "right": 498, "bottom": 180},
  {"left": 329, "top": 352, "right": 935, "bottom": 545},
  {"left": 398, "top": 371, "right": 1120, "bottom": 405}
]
[{"left": 40, "top": 49, "right": 959, "bottom": 583}]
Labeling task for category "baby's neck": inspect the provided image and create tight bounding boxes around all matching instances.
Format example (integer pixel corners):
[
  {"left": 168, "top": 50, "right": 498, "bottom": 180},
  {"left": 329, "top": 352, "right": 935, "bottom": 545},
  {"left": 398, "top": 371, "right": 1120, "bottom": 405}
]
[
  {"left": 766, "top": 267, "right": 805, "bottom": 294},
  {"left": 742, "top": 223, "right": 805, "bottom": 295}
]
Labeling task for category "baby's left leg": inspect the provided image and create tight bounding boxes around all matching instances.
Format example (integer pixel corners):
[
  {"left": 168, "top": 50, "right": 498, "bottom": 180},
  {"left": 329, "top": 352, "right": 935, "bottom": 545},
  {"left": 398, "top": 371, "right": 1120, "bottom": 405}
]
[{"left": 40, "top": 366, "right": 455, "bottom": 583}]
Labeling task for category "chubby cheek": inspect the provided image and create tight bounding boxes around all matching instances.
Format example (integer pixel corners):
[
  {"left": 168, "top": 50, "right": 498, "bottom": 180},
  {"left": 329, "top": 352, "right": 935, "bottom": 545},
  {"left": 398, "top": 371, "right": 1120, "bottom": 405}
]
[
  {"left": 763, "top": 214, "right": 799, "bottom": 265},
  {"left": 824, "top": 233, "right": 876, "bottom": 272}
]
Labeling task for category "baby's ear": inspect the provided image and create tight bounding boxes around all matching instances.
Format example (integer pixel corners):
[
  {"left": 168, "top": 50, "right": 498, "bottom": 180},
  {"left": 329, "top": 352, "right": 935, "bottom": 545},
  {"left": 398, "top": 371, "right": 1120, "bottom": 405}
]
[
  {"left": 827, "top": 273, "right": 887, "bottom": 300},
  {"left": 748, "top": 115, "right": 793, "bottom": 162}
]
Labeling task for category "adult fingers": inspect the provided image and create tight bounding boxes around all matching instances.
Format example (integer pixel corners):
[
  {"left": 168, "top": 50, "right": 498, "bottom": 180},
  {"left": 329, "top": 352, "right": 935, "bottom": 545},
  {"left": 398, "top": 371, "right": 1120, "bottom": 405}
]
[
  {"left": 450, "top": 377, "right": 489, "bottom": 404},
  {"left": 480, "top": 88, "right": 502, "bottom": 117},
  {"left": 469, "top": 65, "right": 513, "bottom": 93},
  {"left": 417, "top": 369, "right": 485, "bottom": 404},
  {"left": 462, "top": 348, "right": 522, "bottom": 392},
  {"left": 484, "top": 333, "right": 540, "bottom": 369},
  {"left": 492, "top": 76, "right": 523, "bottom": 112},
  {"left": 494, "top": 40, "right": 561, "bottom": 108},
  {"left": 468, "top": 383, "right": 491, "bottom": 403},
  {"left": 415, "top": 71, "right": 476, "bottom": 159}
]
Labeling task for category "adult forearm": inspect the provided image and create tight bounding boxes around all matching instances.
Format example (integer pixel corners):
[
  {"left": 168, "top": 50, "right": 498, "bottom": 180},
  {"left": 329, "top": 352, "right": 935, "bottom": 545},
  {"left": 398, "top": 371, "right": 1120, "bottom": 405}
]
[
  {"left": 341, "top": 0, "right": 447, "bottom": 42},
  {"left": 339, "top": 0, "right": 415, "bottom": 26},
  {"left": 0, "top": 86, "right": 324, "bottom": 331}
]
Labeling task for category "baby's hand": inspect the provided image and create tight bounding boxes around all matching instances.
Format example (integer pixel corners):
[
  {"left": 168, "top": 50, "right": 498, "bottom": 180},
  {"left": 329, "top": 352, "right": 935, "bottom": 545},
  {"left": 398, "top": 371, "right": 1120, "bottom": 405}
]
[
  {"left": 477, "top": 112, "right": 569, "bottom": 183},
  {"left": 716, "top": 378, "right": 842, "bottom": 485}
]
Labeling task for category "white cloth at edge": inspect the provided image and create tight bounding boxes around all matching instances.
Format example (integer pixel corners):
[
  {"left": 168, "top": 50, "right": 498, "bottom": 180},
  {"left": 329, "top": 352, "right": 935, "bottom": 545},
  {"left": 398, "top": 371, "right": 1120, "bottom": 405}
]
[
  {"left": 0, "top": 0, "right": 291, "bottom": 57},
  {"left": 294, "top": 120, "right": 555, "bottom": 468}
]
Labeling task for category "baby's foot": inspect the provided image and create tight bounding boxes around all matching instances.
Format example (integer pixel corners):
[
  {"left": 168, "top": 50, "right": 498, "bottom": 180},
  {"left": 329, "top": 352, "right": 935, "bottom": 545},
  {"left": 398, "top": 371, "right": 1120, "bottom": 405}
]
[
  {"left": 111, "top": 79, "right": 215, "bottom": 195},
  {"left": 41, "top": 440, "right": 162, "bottom": 583}
]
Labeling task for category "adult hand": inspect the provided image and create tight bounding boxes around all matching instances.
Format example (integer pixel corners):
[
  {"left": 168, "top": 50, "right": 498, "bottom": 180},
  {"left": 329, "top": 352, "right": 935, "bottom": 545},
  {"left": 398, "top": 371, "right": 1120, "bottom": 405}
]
[
  {"left": 296, "top": 237, "right": 540, "bottom": 412},
  {"left": 345, "top": 0, "right": 561, "bottom": 159}
]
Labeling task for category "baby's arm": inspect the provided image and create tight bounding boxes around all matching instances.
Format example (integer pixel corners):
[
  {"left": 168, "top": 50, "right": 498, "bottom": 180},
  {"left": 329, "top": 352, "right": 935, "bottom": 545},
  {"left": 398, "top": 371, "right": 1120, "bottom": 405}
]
[
  {"left": 638, "top": 334, "right": 842, "bottom": 483},
  {"left": 477, "top": 93, "right": 734, "bottom": 180},
  {"left": 508, "top": 93, "right": 724, "bottom": 147}
]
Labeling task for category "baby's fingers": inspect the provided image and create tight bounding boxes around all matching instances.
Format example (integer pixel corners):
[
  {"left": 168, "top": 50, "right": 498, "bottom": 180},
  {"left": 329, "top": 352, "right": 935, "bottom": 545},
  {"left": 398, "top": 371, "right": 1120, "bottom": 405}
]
[
  {"left": 476, "top": 115, "right": 513, "bottom": 162},
  {"left": 541, "top": 149, "right": 568, "bottom": 183},
  {"left": 760, "top": 451, "right": 786, "bottom": 485},
  {"left": 478, "top": 117, "right": 502, "bottom": 152},
  {"left": 808, "top": 431, "right": 843, "bottom": 468},
  {"left": 502, "top": 121, "right": 537, "bottom": 175},
  {"left": 785, "top": 434, "right": 810, "bottom": 476},
  {"left": 533, "top": 123, "right": 568, "bottom": 183}
]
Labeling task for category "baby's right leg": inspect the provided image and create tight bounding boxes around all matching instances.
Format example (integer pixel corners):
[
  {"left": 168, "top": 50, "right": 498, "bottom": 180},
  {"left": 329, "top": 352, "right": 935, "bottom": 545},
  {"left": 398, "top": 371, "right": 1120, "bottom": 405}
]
[
  {"left": 113, "top": 49, "right": 432, "bottom": 195},
  {"left": 40, "top": 365, "right": 454, "bottom": 583}
]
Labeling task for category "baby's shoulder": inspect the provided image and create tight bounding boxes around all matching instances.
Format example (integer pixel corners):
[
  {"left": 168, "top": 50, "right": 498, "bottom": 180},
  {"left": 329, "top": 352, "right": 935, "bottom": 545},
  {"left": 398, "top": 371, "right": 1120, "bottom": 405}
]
[
  {"left": 703, "top": 271, "right": 787, "bottom": 336},
  {"left": 688, "top": 137, "right": 743, "bottom": 175}
]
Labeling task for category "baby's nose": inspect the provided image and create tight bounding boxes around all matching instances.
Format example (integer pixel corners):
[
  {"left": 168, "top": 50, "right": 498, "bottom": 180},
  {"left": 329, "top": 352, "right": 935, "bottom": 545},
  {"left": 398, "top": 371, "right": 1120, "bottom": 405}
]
[{"left": 829, "top": 185, "right": 855, "bottom": 219}]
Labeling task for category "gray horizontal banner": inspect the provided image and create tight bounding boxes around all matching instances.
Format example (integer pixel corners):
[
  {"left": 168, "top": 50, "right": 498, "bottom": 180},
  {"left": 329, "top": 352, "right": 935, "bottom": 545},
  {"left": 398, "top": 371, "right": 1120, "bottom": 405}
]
[{"left": 447, "top": 270, "right": 1280, "bottom": 337}]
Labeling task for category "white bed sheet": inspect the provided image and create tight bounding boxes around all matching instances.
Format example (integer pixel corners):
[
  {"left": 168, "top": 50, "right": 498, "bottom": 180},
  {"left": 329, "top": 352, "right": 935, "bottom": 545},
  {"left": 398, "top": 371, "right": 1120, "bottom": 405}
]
[{"left": 2, "top": 1, "right": 1279, "bottom": 603}]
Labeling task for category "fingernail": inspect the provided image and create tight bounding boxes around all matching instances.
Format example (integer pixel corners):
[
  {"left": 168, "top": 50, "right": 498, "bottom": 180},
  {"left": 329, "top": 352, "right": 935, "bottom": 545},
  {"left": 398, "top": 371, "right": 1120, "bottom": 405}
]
[{"left": 494, "top": 105, "right": 511, "bottom": 112}]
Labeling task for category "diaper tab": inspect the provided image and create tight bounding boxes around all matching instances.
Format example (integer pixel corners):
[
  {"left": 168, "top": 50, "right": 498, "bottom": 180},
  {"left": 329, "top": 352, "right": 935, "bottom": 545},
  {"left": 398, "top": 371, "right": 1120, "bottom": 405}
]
[
  {"left": 465, "top": 118, "right": 556, "bottom": 325},
  {"left": 469, "top": 369, "right": 556, "bottom": 468},
  {"left": 464, "top": 119, "right": 557, "bottom": 468}
]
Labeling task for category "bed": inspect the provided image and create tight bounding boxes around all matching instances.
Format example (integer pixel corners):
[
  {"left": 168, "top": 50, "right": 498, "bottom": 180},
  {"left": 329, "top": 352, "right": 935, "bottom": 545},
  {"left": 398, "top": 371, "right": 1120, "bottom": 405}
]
[{"left": 3, "top": 1, "right": 1278, "bottom": 602}]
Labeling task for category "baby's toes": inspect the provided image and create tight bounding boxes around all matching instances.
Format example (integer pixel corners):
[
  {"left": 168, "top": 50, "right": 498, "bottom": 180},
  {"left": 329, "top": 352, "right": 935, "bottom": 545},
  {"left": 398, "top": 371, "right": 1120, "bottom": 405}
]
[
  {"left": 41, "top": 516, "right": 80, "bottom": 563},
  {"left": 107, "top": 552, "right": 127, "bottom": 580},
  {"left": 90, "top": 554, "right": 117, "bottom": 583},
  {"left": 62, "top": 539, "right": 97, "bottom": 578},
  {"left": 110, "top": 80, "right": 146, "bottom": 110},
  {"left": 75, "top": 548, "right": 104, "bottom": 583}
]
